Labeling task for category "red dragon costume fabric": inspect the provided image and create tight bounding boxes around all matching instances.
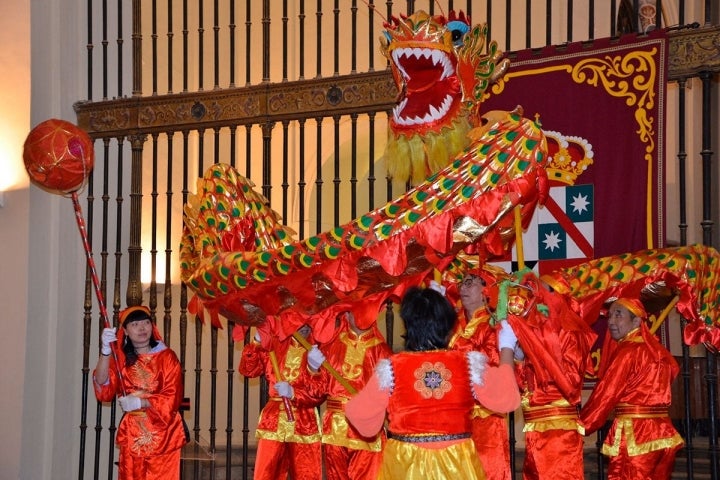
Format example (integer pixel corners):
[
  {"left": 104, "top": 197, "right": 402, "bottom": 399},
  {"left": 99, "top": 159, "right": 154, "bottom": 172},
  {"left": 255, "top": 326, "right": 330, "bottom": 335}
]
[{"left": 180, "top": 106, "right": 549, "bottom": 340}]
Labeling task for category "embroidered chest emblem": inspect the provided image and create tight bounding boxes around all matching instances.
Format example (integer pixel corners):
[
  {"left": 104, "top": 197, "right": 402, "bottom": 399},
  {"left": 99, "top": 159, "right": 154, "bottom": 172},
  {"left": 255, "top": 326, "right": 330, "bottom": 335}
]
[
  {"left": 340, "top": 333, "right": 366, "bottom": 380},
  {"left": 414, "top": 361, "right": 452, "bottom": 399},
  {"left": 129, "top": 357, "right": 158, "bottom": 393},
  {"left": 282, "top": 342, "right": 305, "bottom": 381}
]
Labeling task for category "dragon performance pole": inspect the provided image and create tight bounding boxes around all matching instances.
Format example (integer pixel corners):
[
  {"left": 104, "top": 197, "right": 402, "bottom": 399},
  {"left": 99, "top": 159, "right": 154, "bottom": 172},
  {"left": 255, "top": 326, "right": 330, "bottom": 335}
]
[{"left": 71, "top": 191, "right": 127, "bottom": 396}]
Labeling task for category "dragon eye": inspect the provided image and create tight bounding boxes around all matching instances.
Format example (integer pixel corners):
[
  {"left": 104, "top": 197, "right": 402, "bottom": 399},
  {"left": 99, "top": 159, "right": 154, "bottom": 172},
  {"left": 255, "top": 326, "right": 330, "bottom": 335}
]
[{"left": 447, "top": 20, "right": 470, "bottom": 47}]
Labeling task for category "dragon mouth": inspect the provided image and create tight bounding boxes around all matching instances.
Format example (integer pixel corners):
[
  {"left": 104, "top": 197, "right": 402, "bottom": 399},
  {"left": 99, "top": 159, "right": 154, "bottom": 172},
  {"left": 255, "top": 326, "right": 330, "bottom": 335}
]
[{"left": 391, "top": 47, "right": 461, "bottom": 129}]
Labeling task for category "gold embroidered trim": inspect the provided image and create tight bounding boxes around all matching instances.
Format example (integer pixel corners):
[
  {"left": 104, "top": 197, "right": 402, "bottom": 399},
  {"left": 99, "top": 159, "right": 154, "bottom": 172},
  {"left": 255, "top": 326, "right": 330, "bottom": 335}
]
[
  {"left": 602, "top": 418, "right": 684, "bottom": 456},
  {"left": 321, "top": 410, "right": 383, "bottom": 452},
  {"left": 255, "top": 400, "right": 322, "bottom": 444},
  {"left": 520, "top": 398, "right": 583, "bottom": 433},
  {"left": 471, "top": 404, "right": 506, "bottom": 420}
]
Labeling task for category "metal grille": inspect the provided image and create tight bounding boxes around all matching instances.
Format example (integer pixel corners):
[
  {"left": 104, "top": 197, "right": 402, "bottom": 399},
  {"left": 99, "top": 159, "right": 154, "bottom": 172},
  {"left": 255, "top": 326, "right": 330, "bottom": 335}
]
[{"left": 72, "top": 1, "right": 720, "bottom": 479}]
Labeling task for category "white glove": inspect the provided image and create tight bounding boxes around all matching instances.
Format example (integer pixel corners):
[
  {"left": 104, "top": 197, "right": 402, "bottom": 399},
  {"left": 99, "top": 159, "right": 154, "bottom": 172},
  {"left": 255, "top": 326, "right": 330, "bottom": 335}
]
[
  {"left": 254, "top": 330, "right": 261, "bottom": 343},
  {"left": 498, "top": 320, "right": 518, "bottom": 350},
  {"left": 307, "top": 345, "right": 326, "bottom": 371},
  {"left": 514, "top": 343, "right": 526, "bottom": 361},
  {"left": 118, "top": 395, "right": 142, "bottom": 412},
  {"left": 274, "top": 381, "right": 294, "bottom": 399},
  {"left": 101, "top": 327, "right": 117, "bottom": 355},
  {"left": 429, "top": 280, "right": 446, "bottom": 296}
]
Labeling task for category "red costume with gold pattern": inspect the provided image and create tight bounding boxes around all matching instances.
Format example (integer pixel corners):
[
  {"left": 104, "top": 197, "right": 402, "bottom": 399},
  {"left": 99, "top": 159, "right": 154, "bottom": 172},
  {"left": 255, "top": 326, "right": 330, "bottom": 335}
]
[
  {"left": 450, "top": 306, "right": 511, "bottom": 480},
  {"left": 239, "top": 336, "right": 324, "bottom": 480},
  {"left": 345, "top": 349, "right": 520, "bottom": 480},
  {"left": 93, "top": 340, "right": 186, "bottom": 480},
  {"left": 509, "top": 286, "right": 596, "bottom": 480},
  {"left": 316, "top": 323, "right": 393, "bottom": 480},
  {"left": 580, "top": 323, "right": 684, "bottom": 480}
]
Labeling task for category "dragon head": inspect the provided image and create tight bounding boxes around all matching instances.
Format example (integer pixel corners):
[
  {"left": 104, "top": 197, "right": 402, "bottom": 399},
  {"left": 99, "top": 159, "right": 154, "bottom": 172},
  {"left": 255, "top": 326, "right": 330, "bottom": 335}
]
[{"left": 381, "top": 10, "right": 509, "bottom": 184}]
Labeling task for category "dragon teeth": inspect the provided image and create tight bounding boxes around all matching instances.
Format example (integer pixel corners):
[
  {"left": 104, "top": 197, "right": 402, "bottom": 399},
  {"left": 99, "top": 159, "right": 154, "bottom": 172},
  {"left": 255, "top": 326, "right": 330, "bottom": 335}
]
[
  {"left": 392, "top": 47, "right": 455, "bottom": 80},
  {"left": 393, "top": 94, "right": 454, "bottom": 126}
]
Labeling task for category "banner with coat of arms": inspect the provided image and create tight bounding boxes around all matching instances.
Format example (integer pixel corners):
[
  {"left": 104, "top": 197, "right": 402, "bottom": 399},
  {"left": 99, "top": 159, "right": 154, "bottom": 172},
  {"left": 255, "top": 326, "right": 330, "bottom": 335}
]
[{"left": 483, "top": 31, "right": 668, "bottom": 275}]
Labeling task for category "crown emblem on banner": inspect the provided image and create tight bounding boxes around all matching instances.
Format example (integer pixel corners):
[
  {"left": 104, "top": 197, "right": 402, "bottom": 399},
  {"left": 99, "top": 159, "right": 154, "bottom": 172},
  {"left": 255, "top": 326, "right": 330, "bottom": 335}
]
[{"left": 543, "top": 130, "right": 594, "bottom": 185}]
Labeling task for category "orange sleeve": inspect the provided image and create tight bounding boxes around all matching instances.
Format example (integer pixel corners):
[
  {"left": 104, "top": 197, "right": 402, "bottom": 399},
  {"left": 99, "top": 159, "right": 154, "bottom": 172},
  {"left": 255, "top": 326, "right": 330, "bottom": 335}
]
[
  {"left": 345, "top": 372, "right": 389, "bottom": 437},
  {"left": 473, "top": 363, "right": 521, "bottom": 413},
  {"left": 93, "top": 357, "right": 121, "bottom": 402}
]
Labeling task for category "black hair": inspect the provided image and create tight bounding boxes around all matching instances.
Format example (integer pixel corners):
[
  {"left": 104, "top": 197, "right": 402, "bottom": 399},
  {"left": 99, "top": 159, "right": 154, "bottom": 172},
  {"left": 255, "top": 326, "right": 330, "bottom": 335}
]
[
  {"left": 400, "top": 286, "right": 457, "bottom": 352},
  {"left": 122, "top": 309, "right": 158, "bottom": 367}
]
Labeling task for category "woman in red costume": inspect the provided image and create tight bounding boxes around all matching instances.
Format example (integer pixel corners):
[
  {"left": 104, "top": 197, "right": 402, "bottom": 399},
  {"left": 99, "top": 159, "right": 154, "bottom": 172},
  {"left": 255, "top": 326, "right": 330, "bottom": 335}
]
[
  {"left": 239, "top": 323, "right": 325, "bottom": 480},
  {"left": 93, "top": 306, "right": 187, "bottom": 480},
  {"left": 345, "top": 286, "right": 521, "bottom": 480},
  {"left": 306, "top": 310, "right": 393, "bottom": 480},
  {"left": 580, "top": 297, "right": 684, "bottom": 480},
  {"left": 449, "top": 267, "right": 512, "bottom": 480}
]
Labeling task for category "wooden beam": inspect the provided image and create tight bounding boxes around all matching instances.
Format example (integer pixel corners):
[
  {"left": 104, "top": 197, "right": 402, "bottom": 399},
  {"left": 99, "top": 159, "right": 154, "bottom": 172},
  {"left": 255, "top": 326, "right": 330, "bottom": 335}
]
[{"left": 74, "top": 27, "right": 720, "bottom": 138}]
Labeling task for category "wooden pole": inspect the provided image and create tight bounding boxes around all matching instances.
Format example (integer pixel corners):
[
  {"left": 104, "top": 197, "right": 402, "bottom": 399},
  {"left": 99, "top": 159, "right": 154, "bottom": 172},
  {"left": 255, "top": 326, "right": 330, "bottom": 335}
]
[
  {"left": 292, "top": 332, "right": 357, "bottom": 394},
  {"left": 650, "top": 295, "right": 680, "bottom": 335},
  {"left": 514, "top": 206, "right": 526, "bottom": 271},
  {"left": 269, "top": 350, "right": 295, "bottom": 422}
]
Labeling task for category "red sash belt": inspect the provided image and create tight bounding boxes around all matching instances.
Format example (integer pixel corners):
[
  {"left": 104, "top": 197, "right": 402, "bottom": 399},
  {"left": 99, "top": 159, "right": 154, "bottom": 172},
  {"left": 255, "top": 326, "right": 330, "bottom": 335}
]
[
  {"left": 522, "top": 405, "right": 579, "bottom": 422},
  {"left": 326, "top": 398, "right": 347, "bottom": 412},
  {"left": 614, "top": 404, "right": 669, "bottom": 418}
]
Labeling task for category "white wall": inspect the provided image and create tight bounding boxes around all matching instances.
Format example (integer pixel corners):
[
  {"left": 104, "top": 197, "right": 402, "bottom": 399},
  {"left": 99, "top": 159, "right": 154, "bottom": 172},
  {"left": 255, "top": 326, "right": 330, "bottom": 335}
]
[
  {"left": 6, "top": 0, "right": 88, "bottom": 479},
  {"left": 0, "top": 0, "right": 30, "bottom": 478}
]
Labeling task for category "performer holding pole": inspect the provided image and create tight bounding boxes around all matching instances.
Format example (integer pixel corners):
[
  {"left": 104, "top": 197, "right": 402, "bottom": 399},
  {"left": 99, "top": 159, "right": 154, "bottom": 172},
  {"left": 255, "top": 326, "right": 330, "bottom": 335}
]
[
  {"left": 24, "top": 120, "right": 189, "bottom": 478},
  {"left": 293, "top": 330, "right": 357, "bottom": 394},
  {"left": 305, "top": 310, "right": 393, "bottom": 480},
  {"left": 239, "top": 323, "right": 324, "bottom": 480},
  {"left": 93, "top": 306, "right": 187, "bottom": 479},
  {"left": 580, "top": 297, "right": 684, "bottom": 480}
]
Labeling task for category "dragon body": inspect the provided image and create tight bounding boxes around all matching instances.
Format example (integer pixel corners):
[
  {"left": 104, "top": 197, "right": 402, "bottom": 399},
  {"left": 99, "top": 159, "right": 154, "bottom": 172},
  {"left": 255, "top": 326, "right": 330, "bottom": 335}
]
[
  {"left": 539, "top": 244, "right": 720, "bottom": 348},
  {"left": 180, "top": 109, "right": 548, "bottom": 337}
]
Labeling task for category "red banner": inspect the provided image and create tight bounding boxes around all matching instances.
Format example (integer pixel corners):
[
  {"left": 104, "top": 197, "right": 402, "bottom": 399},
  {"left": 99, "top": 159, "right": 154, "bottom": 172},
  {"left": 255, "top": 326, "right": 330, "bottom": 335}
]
[{"left": 483, "top": 31, "right": 668, "bottom": 270}]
